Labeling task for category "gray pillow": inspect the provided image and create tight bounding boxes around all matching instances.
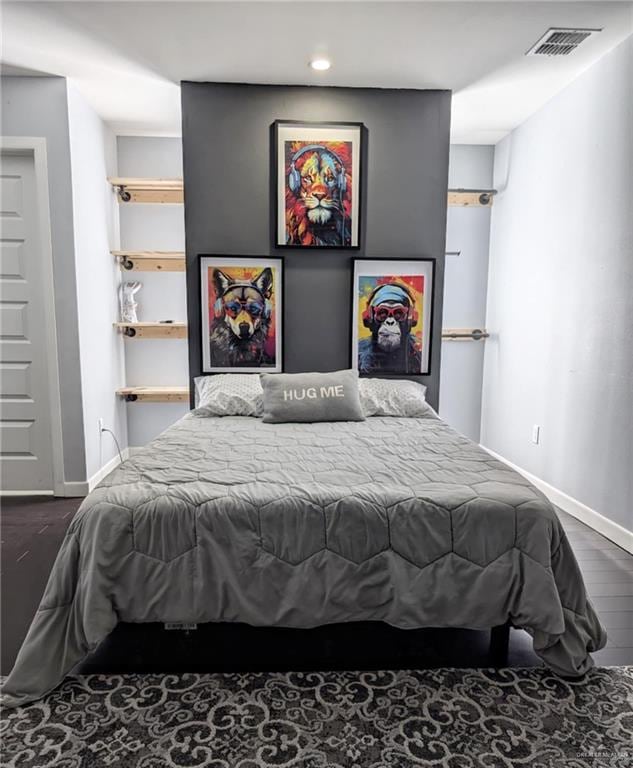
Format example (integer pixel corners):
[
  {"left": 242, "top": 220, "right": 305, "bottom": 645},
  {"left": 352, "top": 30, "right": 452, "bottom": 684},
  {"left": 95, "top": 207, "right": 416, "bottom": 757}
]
[
  {"left": 359, "top": 378, "right": 435, "bottom": 418},
  {"left": 260, "top": 370, "right": 365, "bottom": 424},
  {"left": 194, "top": 374, "right": 263, "bottom": 416}
]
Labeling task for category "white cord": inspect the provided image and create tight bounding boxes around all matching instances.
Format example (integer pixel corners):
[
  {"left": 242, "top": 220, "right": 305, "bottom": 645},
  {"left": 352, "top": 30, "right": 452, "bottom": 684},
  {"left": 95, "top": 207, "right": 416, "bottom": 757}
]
[{"left": 101, "top": 427, "right": 123, "bottom": 464}]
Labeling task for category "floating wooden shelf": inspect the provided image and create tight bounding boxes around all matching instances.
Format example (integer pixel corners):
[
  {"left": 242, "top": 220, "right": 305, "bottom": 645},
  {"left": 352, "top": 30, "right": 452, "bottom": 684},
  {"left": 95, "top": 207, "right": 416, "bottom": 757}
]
[
  {"left": 108, "top": 177, "right": 184, "bottom": 204},
  {"left": 107, "top": 178, "right": 492, "bottom": 207},
  {"left": 116, "top": 386, "right": 190, "bottom": 403},
  {"left": 442, "top": 328, "right": 490, "bottom": 341},
  {"left": 114, "top": 322, "right": 187, "bottom": 339},
  {"left": 448, "top": 189, "right": 496, "bottom": 207},
  {"left": 112, "top": 251, "right": 185, "bottom": 272}
]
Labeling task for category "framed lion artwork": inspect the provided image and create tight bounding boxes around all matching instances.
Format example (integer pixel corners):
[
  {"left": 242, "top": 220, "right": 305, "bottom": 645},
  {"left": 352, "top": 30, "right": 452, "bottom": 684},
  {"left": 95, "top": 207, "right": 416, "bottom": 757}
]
[{"left": 273, "top": 120, "right": 363, "bottom": 249}]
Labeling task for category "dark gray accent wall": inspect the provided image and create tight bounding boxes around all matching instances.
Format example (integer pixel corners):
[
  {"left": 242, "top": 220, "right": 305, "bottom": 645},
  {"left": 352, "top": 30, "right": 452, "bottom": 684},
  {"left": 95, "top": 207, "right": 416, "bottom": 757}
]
[{"left": 181, "top": 83, "right": 451, "bottom": 409}]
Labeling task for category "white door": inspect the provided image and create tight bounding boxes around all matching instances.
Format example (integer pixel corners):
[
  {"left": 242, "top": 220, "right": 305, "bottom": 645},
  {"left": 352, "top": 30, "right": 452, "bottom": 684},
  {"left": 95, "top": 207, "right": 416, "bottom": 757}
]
[{"left": 0, "top": 151, "right": 55, "bottom": 491}]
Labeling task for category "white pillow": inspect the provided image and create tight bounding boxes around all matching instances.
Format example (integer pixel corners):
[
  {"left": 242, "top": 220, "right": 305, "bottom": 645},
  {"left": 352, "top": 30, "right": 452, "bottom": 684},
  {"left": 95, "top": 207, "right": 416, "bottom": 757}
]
[
  {"left": 194, "top": 374, "right": 263, "bottom": 417},
  {"left": 359, "top": 378, "right": 433, "bottom": 418}
]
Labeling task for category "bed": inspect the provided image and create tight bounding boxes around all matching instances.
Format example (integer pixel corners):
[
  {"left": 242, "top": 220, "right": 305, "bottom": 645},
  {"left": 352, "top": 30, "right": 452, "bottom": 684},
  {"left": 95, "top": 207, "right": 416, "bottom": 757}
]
[{"left": 1, "top": 408, "right": 606, "bottom": 707}]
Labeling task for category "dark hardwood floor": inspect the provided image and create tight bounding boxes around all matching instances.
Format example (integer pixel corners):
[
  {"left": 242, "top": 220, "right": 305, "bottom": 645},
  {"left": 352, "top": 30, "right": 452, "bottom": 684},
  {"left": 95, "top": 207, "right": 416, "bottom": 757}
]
[
  {"left": 1, "top": 495, "right": 83, "bottom": 675},
  {"left": 1, "top": 496, "right": 631, "bottom": 677},
  {"left": 560, "top": 510, "right": 633, "bottom": 665}
]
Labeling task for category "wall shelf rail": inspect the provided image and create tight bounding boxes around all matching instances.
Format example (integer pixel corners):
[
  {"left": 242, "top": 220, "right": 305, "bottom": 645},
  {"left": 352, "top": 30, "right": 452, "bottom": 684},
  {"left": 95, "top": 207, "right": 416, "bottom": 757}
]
[
  {"left": 112, "top": 251, "right": 185, "bottom": 272},
  {"left": 442, "top": 328, "right": 490, "bottom": 341},
  {"left": 116, "top": 386, "right": 190, "bottom": 403},
  {"left": 108, "top": 178, "right": 184, "bottom": 204},
  {"left": 114, "top": 322, "right": 187, "bottom": 339},
  {"left": 109, "top": 178, "right": 493, "bottom": 208},
  {"left": 447, "top": 189, "right": 497, "bottom": 207}
]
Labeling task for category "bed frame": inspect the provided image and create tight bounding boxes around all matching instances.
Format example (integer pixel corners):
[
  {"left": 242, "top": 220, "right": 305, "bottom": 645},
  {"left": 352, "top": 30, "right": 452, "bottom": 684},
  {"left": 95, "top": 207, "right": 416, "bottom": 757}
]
[
  {"left": 79, "top": 620, "right": 513, "bottom": 675},
  {"left": 490, "top": 622, "right": 511, "bottom": 666}
]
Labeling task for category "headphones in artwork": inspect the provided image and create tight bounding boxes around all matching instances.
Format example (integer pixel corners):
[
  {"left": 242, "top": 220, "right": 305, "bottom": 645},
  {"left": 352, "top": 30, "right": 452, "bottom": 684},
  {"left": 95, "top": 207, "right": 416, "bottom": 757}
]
[
  {"left": 362, "top": 282, "right": 419, "bottom": 330},
  {"left": 287, "top": 144, "right": 348, "bottom": 195},
  {"left": 213, "top": 268, "right": 274, "bottom": 322}
]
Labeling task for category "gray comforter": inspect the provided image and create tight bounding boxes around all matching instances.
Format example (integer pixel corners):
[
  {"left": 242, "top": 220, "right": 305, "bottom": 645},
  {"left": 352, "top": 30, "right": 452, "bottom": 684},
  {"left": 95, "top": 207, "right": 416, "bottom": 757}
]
[{"left": 2, "top": 412, "right": 606, "bottom": 707}]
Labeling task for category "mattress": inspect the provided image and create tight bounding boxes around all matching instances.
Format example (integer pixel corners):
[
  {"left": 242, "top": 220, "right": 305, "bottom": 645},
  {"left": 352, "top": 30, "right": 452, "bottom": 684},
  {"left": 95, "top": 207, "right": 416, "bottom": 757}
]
[{"left": 2, "top": 412, "right": 606, "bottom": 706}]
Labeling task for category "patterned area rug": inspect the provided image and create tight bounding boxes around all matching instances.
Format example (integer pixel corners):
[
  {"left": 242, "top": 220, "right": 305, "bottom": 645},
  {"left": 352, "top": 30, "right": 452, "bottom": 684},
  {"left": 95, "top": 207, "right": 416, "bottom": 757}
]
[{"left": 2, "top": 667, "right": 632, "bottom": 767}]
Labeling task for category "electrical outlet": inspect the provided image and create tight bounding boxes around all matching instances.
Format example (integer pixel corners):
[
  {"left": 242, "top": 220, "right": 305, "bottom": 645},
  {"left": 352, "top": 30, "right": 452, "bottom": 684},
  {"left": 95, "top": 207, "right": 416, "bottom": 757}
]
[{"left": 532, "top": 424, "right": 541, "bottom": 445}]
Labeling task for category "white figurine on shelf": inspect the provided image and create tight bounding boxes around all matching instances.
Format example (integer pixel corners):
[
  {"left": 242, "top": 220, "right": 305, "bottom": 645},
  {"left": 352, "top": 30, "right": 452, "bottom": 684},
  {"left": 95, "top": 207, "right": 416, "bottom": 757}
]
[{"left": 120, "top": 281, "right": 142, "bottom": 323}]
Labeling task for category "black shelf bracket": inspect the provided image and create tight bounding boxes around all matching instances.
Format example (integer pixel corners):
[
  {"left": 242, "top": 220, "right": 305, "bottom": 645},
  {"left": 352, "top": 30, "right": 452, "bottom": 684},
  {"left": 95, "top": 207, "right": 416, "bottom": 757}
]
[{"left": 116, "top": 185, "right": 132, "bottom": 202}]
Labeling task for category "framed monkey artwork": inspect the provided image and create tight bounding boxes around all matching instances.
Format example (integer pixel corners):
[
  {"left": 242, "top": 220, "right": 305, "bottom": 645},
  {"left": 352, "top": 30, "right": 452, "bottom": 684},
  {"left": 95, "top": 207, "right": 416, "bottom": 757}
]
[{"left": 351, "top": 258, "right": 435, "bottom": 376}]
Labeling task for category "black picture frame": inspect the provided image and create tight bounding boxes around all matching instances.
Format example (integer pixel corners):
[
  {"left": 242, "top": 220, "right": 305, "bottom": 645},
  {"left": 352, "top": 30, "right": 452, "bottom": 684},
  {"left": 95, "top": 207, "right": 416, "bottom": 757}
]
[
  {"left": 272, "top": 120, "right": 365, "bottom": 250},
  {"left": 350, "top": 257, "right": 436, "bottom": 376},
  {"left": 198, "top": 254, "right": 285, "bottom": 374}
]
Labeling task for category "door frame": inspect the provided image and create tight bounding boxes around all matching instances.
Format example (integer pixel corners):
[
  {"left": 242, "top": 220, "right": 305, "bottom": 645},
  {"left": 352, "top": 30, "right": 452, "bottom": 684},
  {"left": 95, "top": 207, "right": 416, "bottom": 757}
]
[{"left": 1, "top": 137, "right": 65, "bottom": 495}]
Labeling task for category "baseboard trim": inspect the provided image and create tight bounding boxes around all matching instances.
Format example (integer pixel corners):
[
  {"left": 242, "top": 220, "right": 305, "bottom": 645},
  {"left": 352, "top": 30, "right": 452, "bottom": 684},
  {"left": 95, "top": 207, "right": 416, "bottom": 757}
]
[
  {"left": 482, "top": 446, "right": 633, "bottom": 554},
  {"left": 1, "top": 484, "right": 88, "bottom": 497},
  {"left": 87, "top": 448, "right": 131, "bottom": 493},
  {"left": 59, "top": 481, "right": 89, "bottom": 497},
  {"left": 1, "top": 448, "right": 133, "bottom": 498},
  {"left": 0, "top": 490, "right": 55, "bottom": 497}
]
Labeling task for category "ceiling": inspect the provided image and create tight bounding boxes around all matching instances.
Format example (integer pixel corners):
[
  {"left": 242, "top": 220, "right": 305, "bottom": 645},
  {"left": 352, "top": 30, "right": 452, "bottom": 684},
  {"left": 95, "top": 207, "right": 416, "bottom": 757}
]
[{"left": 2, "top": 1, "right": 632, "bottom": 143}]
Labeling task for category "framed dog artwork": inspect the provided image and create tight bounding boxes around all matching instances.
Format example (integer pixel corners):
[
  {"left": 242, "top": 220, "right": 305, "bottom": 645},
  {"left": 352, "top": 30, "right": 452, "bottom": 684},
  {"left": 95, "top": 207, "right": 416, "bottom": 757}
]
[
  {"left": 200, "top": 255, "right": 283, "bottom": 373},
  {"left": 273, "top": 120, "right": 363, "bottom": 249},
  {"left": 351, "top": 258, "right": 435, "bottom": 376}
]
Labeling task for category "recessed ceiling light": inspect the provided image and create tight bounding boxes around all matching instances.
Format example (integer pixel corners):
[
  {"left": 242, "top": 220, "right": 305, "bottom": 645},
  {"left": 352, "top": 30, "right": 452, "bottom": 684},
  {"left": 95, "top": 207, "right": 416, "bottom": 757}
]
[{"left": 310, "top": 58, "right": 331, "bottom": 71}]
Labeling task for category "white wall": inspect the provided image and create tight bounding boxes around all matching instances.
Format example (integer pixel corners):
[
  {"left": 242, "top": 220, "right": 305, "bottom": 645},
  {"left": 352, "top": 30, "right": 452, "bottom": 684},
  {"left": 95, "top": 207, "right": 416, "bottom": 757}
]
[
  {"left": 1, "top": 82, "right": 189, "bottom": 482},
  {"left": 117, "top": 137, "right": 189, "bottom": 446},
  {"left": 1, "top": 76, "right": 88, "bottom": 484},
  {"left": 67, "top": 84, "right": 127, "bottom": 480},
  {"left": 482, "top": 36, "right": 633, "bottom": 533},
  {"left": 440, "top": 145, "right": 493, "bottom": 441}
]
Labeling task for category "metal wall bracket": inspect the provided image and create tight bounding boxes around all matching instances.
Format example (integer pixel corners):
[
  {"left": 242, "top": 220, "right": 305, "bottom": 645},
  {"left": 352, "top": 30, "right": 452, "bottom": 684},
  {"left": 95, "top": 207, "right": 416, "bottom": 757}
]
[{"left": 116, "top": 185, "right": 132, "bottom": 202}]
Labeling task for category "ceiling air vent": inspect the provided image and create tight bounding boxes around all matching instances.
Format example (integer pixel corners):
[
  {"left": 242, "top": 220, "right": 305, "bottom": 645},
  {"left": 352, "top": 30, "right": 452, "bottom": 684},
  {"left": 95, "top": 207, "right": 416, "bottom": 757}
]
[{"left": 526, "top": 28, "right": 601, "bottom": 57}]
